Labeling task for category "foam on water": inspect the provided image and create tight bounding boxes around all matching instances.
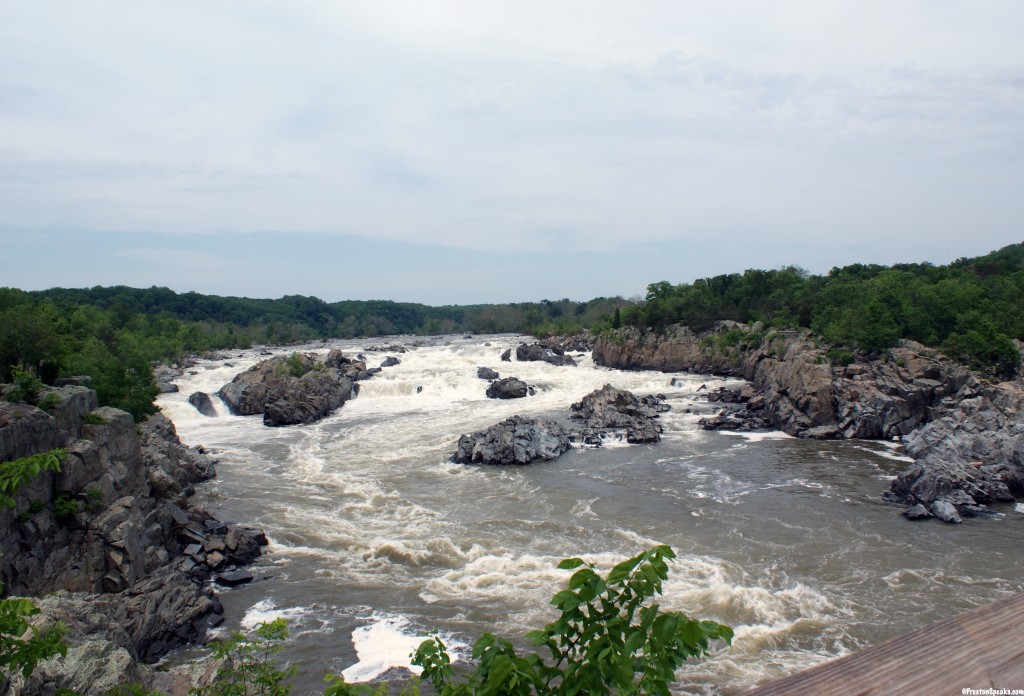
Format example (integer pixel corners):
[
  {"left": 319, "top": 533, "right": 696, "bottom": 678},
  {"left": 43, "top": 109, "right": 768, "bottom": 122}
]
[{"left": 340, "top": 615, "right": 446, "bottom": 683}]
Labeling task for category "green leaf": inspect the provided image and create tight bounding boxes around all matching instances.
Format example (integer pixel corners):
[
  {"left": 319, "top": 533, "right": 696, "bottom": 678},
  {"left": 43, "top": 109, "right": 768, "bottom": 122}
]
[{"left": 557, "top": 557, "right": 586, "bottom": 570}]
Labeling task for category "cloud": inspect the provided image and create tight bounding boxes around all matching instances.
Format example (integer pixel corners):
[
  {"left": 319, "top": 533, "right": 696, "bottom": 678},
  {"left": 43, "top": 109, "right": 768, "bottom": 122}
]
[{"left": 1, "top": 1, "right": 1022, "bottom": 301}]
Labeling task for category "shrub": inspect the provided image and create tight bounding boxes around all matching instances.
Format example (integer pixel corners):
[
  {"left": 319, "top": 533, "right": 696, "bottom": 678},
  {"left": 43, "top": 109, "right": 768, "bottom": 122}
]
[
  {"left": 84, "top": 487, "right": 106, "bottom": 512},
  {"left": 52, "top": 492, "right": 79, "bottom": 520},
  {"left": 5, "top": 365, "right": 43, "bottom": 405},
  {"left": 14, "top": 500, "right": 45, "bottom": 524},
  {"left": 38, "top": 391, "right": 62, "bottom": 411},
  {"left": 192, "top": 618, "right": 296, "bottom": 696},
  {"left": 0, "top": 581, "right": 68, "bottom": 679},
  {"left": 82, "top": 412, "right": 110, "bottom": 425},
  {"left": 0, "top": 449, "right": 67, "bottom": 509},
  {"left": 413, "top": 545, "right": 732, "bottom": 695}
]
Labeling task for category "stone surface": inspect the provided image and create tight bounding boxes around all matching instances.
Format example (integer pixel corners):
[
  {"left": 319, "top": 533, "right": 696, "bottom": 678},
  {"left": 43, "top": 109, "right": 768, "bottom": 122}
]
[
  {"left": 569, "top": 384, "right": 667, "bottom": 444},
  {"left": 452, "top": 416, "right": 572, "bottom": 465},
  {"left": 477, "top": 367, "right": 500, "bottom": 380},
  {"left": 0, "top": 385, "right": 266, "bottom": 694},
  {"left": 486, "top": 377, "right": 529, "bottom": 399},
  {"left": 515, "top": 343, "right": 577, "bottom": 367},
  {"left": 188, "top": 391, "right": 217, "bottom": 417},
  {"left": 217, "top": 353, "right": 357, "bottom": 427}
]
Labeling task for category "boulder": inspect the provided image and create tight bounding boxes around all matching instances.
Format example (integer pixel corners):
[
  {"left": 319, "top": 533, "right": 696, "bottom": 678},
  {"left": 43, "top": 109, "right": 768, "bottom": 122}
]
[
  {"left": 901, "top": 504, "right": 933, "bottom": 520},
  {"left": 500, "top": 349, "right": 512, "bottom": 362},
  {"left": 217, "top": 354, "right": 357, "bottom": 426},
  {"left": 569, "top": 384, "right": 667, "bottom": 443},
  {"left": 188, "top": 392, "right": 217, "bottom": 417},
  {"left": 380, "top": 356, "right": 401, "bottom": 368},
  {"left": 516, "top": 343, "right": 577, "bottom": 367},
  {"left": 486, "top": 377, "right": 529, "bottom": 399},
  {"left": 477, "top": 367, "right": 500, "bottom": 381},
  {"left": 452, "top": 416, "right": 572, "bottom": 465},
  {"left": 930, "top": 499, "right": 962, "bottom": 524}
]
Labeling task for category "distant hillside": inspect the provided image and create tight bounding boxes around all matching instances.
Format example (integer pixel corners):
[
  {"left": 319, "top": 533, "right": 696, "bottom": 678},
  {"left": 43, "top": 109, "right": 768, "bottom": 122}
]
[{"left": 625, "top": 242, "right": 1024, "bottom": 378}]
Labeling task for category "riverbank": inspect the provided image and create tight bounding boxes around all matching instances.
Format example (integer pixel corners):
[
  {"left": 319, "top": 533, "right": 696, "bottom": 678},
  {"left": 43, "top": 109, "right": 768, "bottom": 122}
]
[
  {"left": 593, "top": 323, "right": 1024, "bottom": 522},
  {"left": 0, "top": 383, "right": 266, "bottom": 694}
]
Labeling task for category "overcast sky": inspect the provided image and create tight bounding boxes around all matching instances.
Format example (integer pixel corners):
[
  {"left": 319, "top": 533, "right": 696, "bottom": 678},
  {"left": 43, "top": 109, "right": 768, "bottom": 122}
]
[{"left": 2, "top": 1, "right": 1022, "bottom": 304}]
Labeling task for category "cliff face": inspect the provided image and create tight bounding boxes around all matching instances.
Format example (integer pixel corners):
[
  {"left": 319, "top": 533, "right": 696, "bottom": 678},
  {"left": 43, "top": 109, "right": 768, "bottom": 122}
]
[
  {"left": 0, "top": 387, "right": 264, "bottom": 694},
  {"left": 593, "top": 325, "right": 973, "bottom": 439},
  {"left": 594, "top": 324, "right": 1024, "bottom": 522}
]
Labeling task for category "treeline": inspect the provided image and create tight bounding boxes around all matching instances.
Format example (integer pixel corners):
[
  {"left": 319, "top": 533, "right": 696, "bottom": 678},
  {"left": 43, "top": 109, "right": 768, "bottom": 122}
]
[
  {"left": 624, "top": 242, "right": 1024, "bottom": 378},
  {"left": 0, "top": 286, "right": 627, "bottom": 418}
]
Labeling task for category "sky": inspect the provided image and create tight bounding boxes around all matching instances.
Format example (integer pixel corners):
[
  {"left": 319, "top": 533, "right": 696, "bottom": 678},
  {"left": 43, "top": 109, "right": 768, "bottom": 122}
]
[{"left": 1, "top": 1, "right": 1022, "bottom": 305}]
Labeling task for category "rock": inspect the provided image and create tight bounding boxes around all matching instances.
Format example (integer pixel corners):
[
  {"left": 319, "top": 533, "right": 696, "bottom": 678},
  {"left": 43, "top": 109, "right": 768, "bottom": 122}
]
[
  {"left": 477, "top": 367, "right": 500, "bottom": 380},
  {"left": 215, "top": 569, "right": 255, "bottom": 587},
  {"left": 516, "top": 343, "right": 577, "bottom": 367},
  {"left": 500, "top": 348, "right": 512, "bottom": 362},
  {"left": 55, "top": 375, "right": 92, "bottom": 387},
  {"left": 930, "top": 499, "right": 962, "bottom": 523},
  {"left": 452, "top": 416, "right": 572, "bottom": 465},
  {"left": 593, "top": 328, "right": 972, "bottom": 440},
  {"left": 217, "top": 354, "right": 357, "bottom": 427},
  {"left": 486, "top": 377, "right": 529, "bottom": 399},
  {"left": 188, "top": 392, "right": 217, "bottom": 417},
  {"left": 707, "top": 387, "right": 744, "bottom": 403},
  {"left": 569, "top": 384, "right": 667, "bottom": 443},
  {"left": 380, "top": 356, "right": 401, "bottom": 368},
  {"left": 540, "top": 335, "right": 594, "bottom": 353},
  {"left": 902, "top": 504, "right": 933, "bottom": 520}
]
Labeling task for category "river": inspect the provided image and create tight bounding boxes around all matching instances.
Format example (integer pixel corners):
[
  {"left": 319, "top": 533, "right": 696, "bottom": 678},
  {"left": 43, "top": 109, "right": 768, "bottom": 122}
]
[{"left": 157, "top": 334, "right": 1024, "bottom": 694}]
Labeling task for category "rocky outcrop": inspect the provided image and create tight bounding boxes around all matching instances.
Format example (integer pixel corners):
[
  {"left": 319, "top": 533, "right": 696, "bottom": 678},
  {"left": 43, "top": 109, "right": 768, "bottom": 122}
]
[
  {"left": 452, "top": 416, "right": 572, "bottom": 465},
  {"left": 884, "top": 381, "right": 1024, "bottom": 521},
  {"left": 477, "top": 367, "right": 500, "bottom": 381},
  {"left": 593, "top": 324, "right": 1023, "bottom": 522},
  {"left": 516, "top": 343, "right": 577, "bottom": 367},
  {"left": 486, "top": 377, "right": 529, "bottom": 400},
  {"left": 218, "top": 352, "right": 357, "bottom": 427},
  {"left": 188, "top": 391, "right": 217, "bottom": 417},
  {"left": 453, "top": 386, "right": 669, "bottom": 465},
  {"left": 697, "top": 386, "right": 772, "bottom": 432},
  {"left": 540, "top": 335, "right": 594, "bottom": 353},
  {"left": 594, "top": 326, "right": 971, "bottom": 440},
  {"left": 569, "top": 384, "right": 668, "bottom": 443},
  {"left": 0, "top": 388, "right": 266, "bottom": 694}
]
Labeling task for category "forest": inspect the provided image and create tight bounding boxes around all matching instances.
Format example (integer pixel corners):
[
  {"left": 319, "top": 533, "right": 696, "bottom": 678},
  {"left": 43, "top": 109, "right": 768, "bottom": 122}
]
[
  {"left": 1, "top": 242, "right": 1022, "bottom": 419},
  {"left": 624, "top": 243, "right": 1024, "bottom": 379}
]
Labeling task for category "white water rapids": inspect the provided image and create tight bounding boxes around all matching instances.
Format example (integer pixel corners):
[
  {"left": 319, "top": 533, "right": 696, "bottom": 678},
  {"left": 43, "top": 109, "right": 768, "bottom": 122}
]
[{"left": 158, "top": 335, "right": 1024, "bottom": 693}]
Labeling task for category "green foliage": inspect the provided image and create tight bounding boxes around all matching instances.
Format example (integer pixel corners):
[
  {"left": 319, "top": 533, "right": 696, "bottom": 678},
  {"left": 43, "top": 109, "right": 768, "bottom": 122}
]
[
  {"left": 52, "top": 491, "right": 79, "bottom": 520},
  {"left": 85, "top": 486, "right": 106, "bottom": 512},
  {"left": 0, "top": 449, "right": 66, "bottom": 509},
  {"left": 38, "top": 391, "right": 62, "bottom": 410},
  {"left": 284, "top": 353, "right": 310, "bottom": 378},
  {"left": 6, "top": 365, "right": 43, "bottom": 405},
  {"left": 620, "top": 244, "right": 1024, "bottom": 374},
  {"left": 413, "top": 545, "right": 733, "bottom": 695},
  {"left": 83, "top": 412, "right": 110, "bottom": 425},
  {"left": 321, "top": 675, "right": 415, "bottom": 696},
  {"left": 825, "top": 348, "right": 855, "bottom": 367},
  {"left": 14, "top": 500, "right": 46, "bottom": 523},
  {"left": 109, "top": 684, "right": 166, "bottom": 696},
  {"left": 0, "top": 581, "right": 68, "bottom": 679},
  {"left": 192, "top": 618, "right": 296, "bottom": 696}
]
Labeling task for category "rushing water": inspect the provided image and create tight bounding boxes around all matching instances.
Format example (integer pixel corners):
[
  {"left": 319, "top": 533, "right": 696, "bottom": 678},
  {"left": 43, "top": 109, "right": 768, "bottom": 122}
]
[{"left": 158, "top": 335, "right": 1024, "bottom": 693}]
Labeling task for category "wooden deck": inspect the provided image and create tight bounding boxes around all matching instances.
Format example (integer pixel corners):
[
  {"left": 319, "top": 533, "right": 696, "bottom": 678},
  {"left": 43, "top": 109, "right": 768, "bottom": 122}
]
[{"left": 748, "top": 591, "right": 1024, "bottom": 695}]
